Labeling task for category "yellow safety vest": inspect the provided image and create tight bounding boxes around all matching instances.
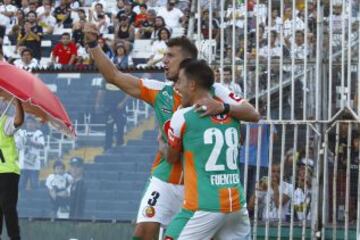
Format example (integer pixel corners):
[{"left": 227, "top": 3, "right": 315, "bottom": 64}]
[{"left": 0, "top": 116, "right": 20, "bottom": 174}]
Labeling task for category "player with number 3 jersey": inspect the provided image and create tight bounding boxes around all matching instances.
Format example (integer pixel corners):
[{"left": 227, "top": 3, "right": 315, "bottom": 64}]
[{"left": 165, "top": 60, "right": 251, "bottom": 239}]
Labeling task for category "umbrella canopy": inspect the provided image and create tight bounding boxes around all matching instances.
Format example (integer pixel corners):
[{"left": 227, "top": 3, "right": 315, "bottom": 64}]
[{"left": 0, "top": 61, "right": 75, "bottom": 138}]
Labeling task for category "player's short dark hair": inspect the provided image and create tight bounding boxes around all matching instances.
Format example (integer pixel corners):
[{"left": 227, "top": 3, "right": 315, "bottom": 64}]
[
  {"left": 179, "top": 59, "right": 214, "bottom": 90},
  {"left": 167, "top": 37, "right": 198, "bottom": 60}
]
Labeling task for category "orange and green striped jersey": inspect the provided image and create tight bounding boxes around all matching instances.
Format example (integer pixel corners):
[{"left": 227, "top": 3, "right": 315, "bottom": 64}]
[
  {"left": 139, "top": 79, "right": 244, "bottom": 185},
  {"left": 168, "top": 106, "right": 246, "bottom": 213}
]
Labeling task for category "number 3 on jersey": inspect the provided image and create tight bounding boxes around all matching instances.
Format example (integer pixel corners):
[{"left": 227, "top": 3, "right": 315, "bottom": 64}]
[{"left": 204, "top": 127, "right": 238, "bottom": 171}]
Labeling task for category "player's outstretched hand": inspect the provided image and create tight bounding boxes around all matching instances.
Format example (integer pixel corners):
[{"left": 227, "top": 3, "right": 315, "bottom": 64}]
[
  {"left": 194, "top": 98, "right": 225, "bottom": 117},
  {"left": 83, "top": 23, "right": 99, "bottom": 43}
]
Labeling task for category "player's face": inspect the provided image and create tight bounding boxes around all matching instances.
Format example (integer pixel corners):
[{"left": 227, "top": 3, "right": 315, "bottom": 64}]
[
  {"left": 163, "top": 46, "right": 185, "bottom": 81},
  {"left": 176, "top": 69, "right": 193, "bottom": 107}
]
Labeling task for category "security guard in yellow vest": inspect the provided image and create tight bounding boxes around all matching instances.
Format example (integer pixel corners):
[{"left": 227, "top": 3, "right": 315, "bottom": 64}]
[{"left": 0, "top": 99, "right": 24, "bottom": 240}]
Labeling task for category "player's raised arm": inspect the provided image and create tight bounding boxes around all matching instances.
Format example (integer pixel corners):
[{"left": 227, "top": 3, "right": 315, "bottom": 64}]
[{"left": 84, "top": 23, "right": 141, "bottom": 99}]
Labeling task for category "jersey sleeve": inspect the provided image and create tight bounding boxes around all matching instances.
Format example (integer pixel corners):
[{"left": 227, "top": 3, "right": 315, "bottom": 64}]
[
  {"left": 213, "top": 82, "right": 245, "bottom": 104},
  {"left": 138, "top": 79, "right": 166, "bottom": 105},
  {"left": 168, "top": 109, "right": 187, "bottom": 151}
]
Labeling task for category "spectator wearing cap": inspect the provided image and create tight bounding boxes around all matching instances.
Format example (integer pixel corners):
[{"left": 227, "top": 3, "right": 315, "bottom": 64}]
[
  {"left": 147, "top": 27, "right": 170, "bottom": 67},
  {"left": 90, "top": 3, "right": 111, "bottom": 35},
  {"left": 51, "top": 32, "right": 78, "bottom": 65},
  {"left": 115, "top": 14, "right": 135, "bottom": 43},
  {"left": 112, "top": 44, "right": 133, "bottom": 69},
  {"left": 134, "top": 4, "right": 148, "bottom": 28},
  {"left": 69, "top": 157, "right": 87, "bottom": 219},
  {"left": 45, "top": 160, "right": 73, "bottom": 218},
  {"left": 157, "top": 0, "right": 185, "bottom": 30},
  {"left": 53, "top": 0, "right": 73, "bottom": 28},
  {"left": 17, "top": 11, "right": 43, "bottom": 60},
  {"left": 13, "top": 48, "right": 38, "bottom": 71}
]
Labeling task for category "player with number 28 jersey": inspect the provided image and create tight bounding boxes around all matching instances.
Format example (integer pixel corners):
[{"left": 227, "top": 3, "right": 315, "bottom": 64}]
[{"left": 165, "top": 60, "right": 251, "bottom": 240}]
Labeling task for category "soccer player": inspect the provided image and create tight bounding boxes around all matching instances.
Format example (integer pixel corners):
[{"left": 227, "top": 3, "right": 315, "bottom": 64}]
[
  {"left": 83, "top": 23, "right": 259, "bottom": 240},
  {"left": 165, "top": 59, "right": 251, "bottom": 239}
]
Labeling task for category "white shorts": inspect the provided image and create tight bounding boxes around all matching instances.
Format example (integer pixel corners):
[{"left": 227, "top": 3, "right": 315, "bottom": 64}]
[
  {"left": 136, "top": 176, "right": 184, "bottom": 226},
  {"left": 165, "top": 208, "right": 251, "bottom": 240}
]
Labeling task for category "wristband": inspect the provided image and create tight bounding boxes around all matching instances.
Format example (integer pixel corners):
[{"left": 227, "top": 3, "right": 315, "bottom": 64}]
[
  {"left": 222, "top": 103, "right": 230, "bottom": 115},
  {"left": 87, "top": 40, "right": 98, "bottom": 48}
]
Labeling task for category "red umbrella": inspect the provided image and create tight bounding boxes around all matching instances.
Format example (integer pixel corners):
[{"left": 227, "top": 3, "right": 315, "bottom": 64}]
[{"left": 0, "top": 61, "right": 75, "bottom": 138}]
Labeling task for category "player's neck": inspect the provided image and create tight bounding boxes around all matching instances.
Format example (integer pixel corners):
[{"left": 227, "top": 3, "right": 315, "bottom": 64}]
[{"left": 192, "top": 90, "right": 211, "bottom": 105}]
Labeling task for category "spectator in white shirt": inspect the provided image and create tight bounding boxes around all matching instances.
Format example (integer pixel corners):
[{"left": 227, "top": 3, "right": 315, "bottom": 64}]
[
  {"left": 38, "top": 2, "right": 57, "bottom": 34},
  {"left": 91, "top": 0, "right": 106, "bottom": 12},
  {"left": 46, "top": 160, "right": 73, "bottom": 218},
  {"left": 17, "top": 117, "right": 45, "bottom": 191},
  {"left": 0, "top": 0, "right": 17, "bottom": 23},
  {"left": 259, "top": 30, "right": 282, "bottom": 59},
  {"left": 147, "top": 27, "right": 171, "bottom": 67},
  {"left": 13, "top": 48, "right": 39, "bottom": 71},
  {"left": 89, "top": 3, "right": 111, "bottom": 34},
  {"left": 253, "top": 0, "right": 268, "bottom": 24},
  {"left": 285, "top": 30, "right": 310, "bottom": 60},
  {"left": 283, "top": 7, "right": 305, "bottom": 38},
  {"left": 249, "top": 163, "right": 294, "bottom": 221},
  {"left": 220, "top": 66, "right": 243, "bottom": 97},
  {"left": 157, "top": 0, "right": 185, "bottom": 30},
  {"left": 36, "top": 0, "right": 53, "bottom": 16},
  {"left": 294, "top": 166, "right": 312, "bottom": 221}
]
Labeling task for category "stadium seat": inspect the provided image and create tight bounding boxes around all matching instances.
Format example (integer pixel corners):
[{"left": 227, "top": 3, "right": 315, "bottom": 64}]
[{"left": 131, "top": 40, "right": 153, "bottom": 59}]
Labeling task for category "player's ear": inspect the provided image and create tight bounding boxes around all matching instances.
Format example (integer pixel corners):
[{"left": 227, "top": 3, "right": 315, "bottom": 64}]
[{"left": 189, "top": 79, "right": 196, "bottom": 91}]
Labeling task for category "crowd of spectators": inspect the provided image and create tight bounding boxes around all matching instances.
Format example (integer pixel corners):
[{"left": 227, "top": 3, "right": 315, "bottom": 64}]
[
  {"left": 0, "top": 0, "right": 190, "bottom": 70},
  {"left": 199, "top": 0, "right": 358, "bottom": 97}
]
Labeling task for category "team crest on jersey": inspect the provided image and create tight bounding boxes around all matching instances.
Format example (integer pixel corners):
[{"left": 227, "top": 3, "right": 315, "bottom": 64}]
[
  {"left": 143, "top": 206, "right": 156, "bottom": 218},
  {"left": 168, "top": 127, "right": 175, "bottom": 143},
  {"left": 229, "top": 92, "right": 242, "bottom": 102},
  {"left": 163, "top": 120, "right": 171, "bottom": 136},
  {"left": 211, "top": 114, "right": 231, "bottom": 124}
]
